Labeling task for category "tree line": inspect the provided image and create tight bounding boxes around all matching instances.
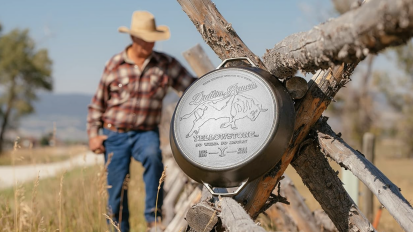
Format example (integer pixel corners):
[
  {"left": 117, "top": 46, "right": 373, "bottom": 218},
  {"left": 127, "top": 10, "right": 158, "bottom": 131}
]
[{"left": 0, "top": 22, "right": 53, "bottom": 154}]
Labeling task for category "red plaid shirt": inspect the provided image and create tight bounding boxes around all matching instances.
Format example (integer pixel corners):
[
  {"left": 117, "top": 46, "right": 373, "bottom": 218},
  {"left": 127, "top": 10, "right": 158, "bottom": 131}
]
[{"left": 87, "top": 48, "right": 196, "bottom": 138}]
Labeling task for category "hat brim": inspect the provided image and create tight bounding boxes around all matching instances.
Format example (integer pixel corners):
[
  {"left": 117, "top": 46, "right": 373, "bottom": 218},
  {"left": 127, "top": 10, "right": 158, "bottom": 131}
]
[{"left": 118, "top": 25, "right": 170, "bottom": 42}]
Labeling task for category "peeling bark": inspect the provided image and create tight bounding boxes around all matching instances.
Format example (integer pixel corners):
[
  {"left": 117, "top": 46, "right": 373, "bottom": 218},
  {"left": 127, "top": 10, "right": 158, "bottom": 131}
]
[
  {"left": 236, "top": 63, "right": 357, "bottom": 219},
  {"left": 186, "top": 202, "right": 218, "bottom": 232},
  {"left": 177, "top": 0, "right": 266, "bottom": 70},
  {"left": 291, "top": 139, "right": 375, "bottom": 232},
  {"left": 316, "top": 118, "right": 413, "bottom": 231},
  {"left": 216, "top": 197, "right": 267, "bottom": 232},
  {"left": 263, "top": 0, "right": 413, "bottom": 78}
]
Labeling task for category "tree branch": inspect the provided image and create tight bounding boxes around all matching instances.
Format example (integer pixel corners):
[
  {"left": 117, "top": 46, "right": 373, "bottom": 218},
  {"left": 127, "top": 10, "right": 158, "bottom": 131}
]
[
  {"left": 177, "top": 0, "right": 266, "bottom": 69},
  {"left": 290, "top": 138, "right": 375, "bottom": 232},
  {"left": 236, "top": 63, "right": 357, "bottom": 219},
  {"left": 216, "top": 197, "right": 267, "bottom": 232},
  {"left": 316, "top": 118, "right": 413, "bottom": 231},
  {"left": 263, "top": 0, "right": 413, "bottom": 78},
  {"left": 277, "top": 175, "right": 321, "bottom": 232},
  {"left": 177, "top": 0, "right": 359, "bottom": 220}
]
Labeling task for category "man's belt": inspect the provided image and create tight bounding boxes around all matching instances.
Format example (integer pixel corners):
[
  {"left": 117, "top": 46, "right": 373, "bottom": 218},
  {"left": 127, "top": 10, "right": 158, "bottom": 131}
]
[{"left": 103, "top": 122, "right": 133, "bottom": 133}]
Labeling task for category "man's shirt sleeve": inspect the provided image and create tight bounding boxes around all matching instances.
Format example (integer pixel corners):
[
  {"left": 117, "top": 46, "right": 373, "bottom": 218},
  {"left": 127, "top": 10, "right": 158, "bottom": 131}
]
[
  {"left": 87, "top": 68, "right": 109, "bottom": 138},
  {"left": 167, "top": 57, "right": 197, "bottom": 93}
]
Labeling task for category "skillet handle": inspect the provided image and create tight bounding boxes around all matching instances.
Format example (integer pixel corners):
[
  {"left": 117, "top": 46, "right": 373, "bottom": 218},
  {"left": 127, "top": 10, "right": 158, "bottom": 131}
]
[
  {"left": 216, "top": 57, "right": 257, "bottom": 69},
  {"left": 202, "top": 179, "right": 249, "bottom": 197}
]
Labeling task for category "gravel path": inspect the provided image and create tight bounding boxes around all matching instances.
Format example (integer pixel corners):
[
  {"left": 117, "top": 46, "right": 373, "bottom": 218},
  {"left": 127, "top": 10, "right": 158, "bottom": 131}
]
[{"left": 0, "top": 151, "right": 104, "bottom": 190}]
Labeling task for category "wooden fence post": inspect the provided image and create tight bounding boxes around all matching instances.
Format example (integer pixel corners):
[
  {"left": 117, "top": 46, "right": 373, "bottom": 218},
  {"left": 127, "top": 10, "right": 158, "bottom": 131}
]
[
  {"left": 362, "top": 132, "right": 375, "bottom": 222},
  {"left": 182, "top": 44, "right": 215, "bottom": 77},
  {"left": 317, "top": 120, "right": 413, "bottom": 231},
  {"left": 291, "top": 139, "right": 374, "bottom": 232},
  {"left": 276, "top": 175, "right": 320, "bottom": 232},
  {"left": 176, "top": 0, "right": 413, "bottom": 230},
  {"left": 342, "top": 168, "right": 359, "bottom": 205}
]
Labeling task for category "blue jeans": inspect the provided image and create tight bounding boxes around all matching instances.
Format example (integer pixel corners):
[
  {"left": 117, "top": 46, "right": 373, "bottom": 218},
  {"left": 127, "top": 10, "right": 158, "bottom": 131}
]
[{"left": 102, "top": 128, "right": 164, "bottom": 232}]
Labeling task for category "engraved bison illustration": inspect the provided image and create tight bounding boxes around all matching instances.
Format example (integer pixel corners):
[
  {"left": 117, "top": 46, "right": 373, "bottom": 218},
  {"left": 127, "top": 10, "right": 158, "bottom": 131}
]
[{"left": 180, "top": 88, "right": 268, "bottom": 138}]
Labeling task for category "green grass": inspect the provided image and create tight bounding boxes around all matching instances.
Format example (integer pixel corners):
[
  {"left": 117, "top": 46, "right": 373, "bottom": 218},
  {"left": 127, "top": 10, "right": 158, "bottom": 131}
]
[{"left": 0, "top": 160, "right": 147, "bottom": 232}]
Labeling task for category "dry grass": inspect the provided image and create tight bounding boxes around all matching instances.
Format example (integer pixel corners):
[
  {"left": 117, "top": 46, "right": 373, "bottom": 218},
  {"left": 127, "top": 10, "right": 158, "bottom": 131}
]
[
  {"left": 155, "top": 166, "right": 167, "bottom": 231},
  {"left": 0, "top": 145, "right": 88, "bottom": 166},
  {"left": 104, "top": 213, "right": 122, "bottom": 232},
  {"left": 1, "top": 138, "right": 411, "bottom": 231},
  {"left": 284, "top": 142, "right": 413, "bottom": 232},
  {"left": 0, "top": 156, "right": 147, "bottom": 232}
]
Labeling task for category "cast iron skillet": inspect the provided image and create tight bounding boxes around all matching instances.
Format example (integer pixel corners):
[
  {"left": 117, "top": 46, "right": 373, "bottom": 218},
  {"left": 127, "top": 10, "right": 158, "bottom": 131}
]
[{"left": 170, "top": 57, "right": 295, "bottom": 196}]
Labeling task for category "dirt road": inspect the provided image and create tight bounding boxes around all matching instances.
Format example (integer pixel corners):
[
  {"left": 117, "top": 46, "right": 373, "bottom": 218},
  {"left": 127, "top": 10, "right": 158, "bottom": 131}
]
[{"left": 0, "top": 151, "right": 104, "bottom": 190}]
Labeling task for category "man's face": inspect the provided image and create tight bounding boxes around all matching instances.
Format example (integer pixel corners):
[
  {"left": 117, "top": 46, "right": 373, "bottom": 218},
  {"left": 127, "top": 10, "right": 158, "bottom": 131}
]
[{"left": 131, "top": 36, "right": 155, "bottom": 57}]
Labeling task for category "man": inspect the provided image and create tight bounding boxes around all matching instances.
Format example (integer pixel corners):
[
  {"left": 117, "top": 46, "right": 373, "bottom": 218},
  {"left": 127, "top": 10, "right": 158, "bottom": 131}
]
[{"left": 87, "top": 11, "right": 195, "bottom": 232}]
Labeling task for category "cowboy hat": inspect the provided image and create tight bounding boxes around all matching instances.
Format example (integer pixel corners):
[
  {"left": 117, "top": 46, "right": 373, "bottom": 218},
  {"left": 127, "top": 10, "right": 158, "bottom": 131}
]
[{"left": 118, "top": 11, "right": 170, "bottom": 42}]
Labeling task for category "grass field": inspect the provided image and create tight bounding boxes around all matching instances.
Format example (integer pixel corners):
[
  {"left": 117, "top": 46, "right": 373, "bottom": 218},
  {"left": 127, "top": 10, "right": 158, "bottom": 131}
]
[
  {"left": 0, "top": 145, "right": 88, "bottom": 166},
  {"left": 0, "top": 159, "right": 147, "bottom": 232},
  {"left": 0, "top": 142, "right": 411, "bottom": 231}
]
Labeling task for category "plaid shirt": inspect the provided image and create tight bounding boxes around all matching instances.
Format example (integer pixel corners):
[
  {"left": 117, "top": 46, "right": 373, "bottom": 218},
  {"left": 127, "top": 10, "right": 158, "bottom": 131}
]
[{"left": 87, "top": 48, "right": 196, "bottom": 138}]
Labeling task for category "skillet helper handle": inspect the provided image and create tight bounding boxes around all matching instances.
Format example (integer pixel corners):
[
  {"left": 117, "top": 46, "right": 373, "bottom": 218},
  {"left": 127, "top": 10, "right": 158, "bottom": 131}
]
[
  {"left": 203, "top": 179, "right": 249, "bottom": 197},
  {"left": 216, "top": 57, "right": 257, "bottom": 69}
]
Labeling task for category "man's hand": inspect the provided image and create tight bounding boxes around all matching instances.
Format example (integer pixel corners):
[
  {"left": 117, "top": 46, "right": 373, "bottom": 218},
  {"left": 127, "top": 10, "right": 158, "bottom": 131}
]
[{"left": 89, "top": 135, "right": 108, "bottom": 154}]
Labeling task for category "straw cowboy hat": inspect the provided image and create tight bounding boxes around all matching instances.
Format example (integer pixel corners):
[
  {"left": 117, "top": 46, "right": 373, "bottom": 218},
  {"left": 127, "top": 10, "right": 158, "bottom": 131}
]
[{"left": 118, "top": 11, "right": 170, "bottom": 42}]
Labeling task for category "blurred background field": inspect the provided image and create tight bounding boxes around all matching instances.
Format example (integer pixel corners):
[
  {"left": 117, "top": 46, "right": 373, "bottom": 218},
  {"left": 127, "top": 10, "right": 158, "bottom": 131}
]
[
  {"left": 0, "top": 158, "right": 148, "bottom": 232},
  {"left": 0, "top": 140, "right": 411, "bottom": 231},
  {"left": 0, "top": 145, "right": 87, "bottom": 166}
]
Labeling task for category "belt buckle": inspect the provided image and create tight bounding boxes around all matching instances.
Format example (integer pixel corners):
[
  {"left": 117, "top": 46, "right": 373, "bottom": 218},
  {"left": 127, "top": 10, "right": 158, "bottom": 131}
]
[
  {"left": 105, "top": 122, "right": 131, "bottom": 133},
  {"left": 105, "top": 123, "right": 118, "bottom": 132}
]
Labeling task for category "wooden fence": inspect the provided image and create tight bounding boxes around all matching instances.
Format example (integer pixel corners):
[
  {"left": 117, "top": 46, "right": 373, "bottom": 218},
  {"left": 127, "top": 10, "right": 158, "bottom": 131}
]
[{"left": 157, "top": 0, "right": 413, "bottom": 231}]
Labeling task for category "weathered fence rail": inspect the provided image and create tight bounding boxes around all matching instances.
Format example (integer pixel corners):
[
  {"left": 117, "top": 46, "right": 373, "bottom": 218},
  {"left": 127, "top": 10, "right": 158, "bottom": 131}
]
[
  {"left": 263, "top": 0, "right": 413, "bottom": 78},
  {"left": 291, "top": 138, "right": 375, "bottom": 232},
  {"left": 158, "top": 0, "right": 413, "bottom": 231},
  {"left": 316, "top": 118, "right": 413, "bottom": 231}
]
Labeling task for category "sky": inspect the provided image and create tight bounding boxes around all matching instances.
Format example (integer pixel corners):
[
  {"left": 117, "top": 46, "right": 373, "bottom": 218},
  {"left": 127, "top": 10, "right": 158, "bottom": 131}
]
[{"left": 1, "top": 0, "right": 336, "bottom": 94}]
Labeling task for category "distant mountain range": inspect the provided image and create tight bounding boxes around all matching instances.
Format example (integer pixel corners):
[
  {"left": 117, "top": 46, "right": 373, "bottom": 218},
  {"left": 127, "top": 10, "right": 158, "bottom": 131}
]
[
  {"left": 18, "top": 91, "right": 180, "bottom": 142},
  {"left": 18, "top": 93, "right": 93, "bottom": 141}
]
